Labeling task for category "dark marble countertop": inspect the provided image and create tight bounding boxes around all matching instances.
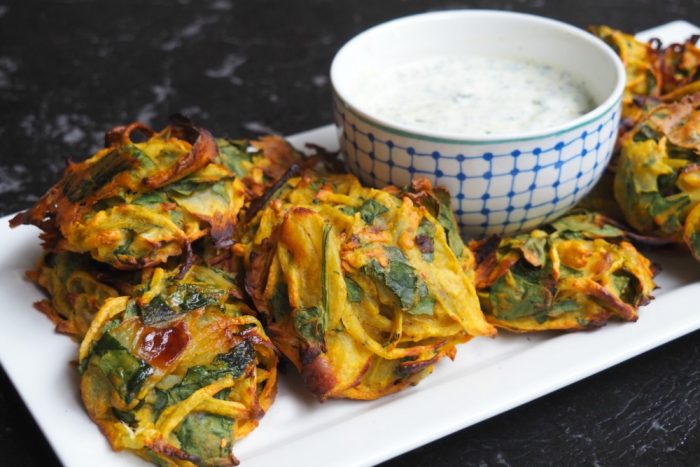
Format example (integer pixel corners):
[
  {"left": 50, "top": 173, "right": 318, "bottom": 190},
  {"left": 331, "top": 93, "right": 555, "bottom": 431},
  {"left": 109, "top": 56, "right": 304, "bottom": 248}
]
[{"left": 1, "top": 0, "right": 699, "bottom": 465}]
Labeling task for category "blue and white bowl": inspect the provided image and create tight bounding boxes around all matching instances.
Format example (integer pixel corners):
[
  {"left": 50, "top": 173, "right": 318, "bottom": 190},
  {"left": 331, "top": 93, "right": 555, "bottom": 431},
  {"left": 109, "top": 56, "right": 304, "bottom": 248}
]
[{"left": 330, "top": 10, "right": 625, "bottom": 237}]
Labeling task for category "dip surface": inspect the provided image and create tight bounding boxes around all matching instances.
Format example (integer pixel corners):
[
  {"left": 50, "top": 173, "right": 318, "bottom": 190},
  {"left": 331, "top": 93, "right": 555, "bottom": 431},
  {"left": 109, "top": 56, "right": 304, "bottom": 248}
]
[{"left": 351, "top": 55, "right": 595, "bottom": 136}]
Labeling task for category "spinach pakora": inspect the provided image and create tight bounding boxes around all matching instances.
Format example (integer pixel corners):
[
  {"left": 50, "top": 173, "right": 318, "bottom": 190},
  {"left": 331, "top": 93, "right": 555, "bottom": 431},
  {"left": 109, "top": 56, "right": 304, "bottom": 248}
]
[
  {"left": 79, "top": 264, "right": 277, "bottom": 466},
  {"left": 591, "top": 26, "right": 700, "bottom": 125},
  {"left": 10, "top": 119, "right": 301, "bottom": 270},
  {"left": 614, "top": 93, "right": 700, "bottom": 259},
  {"left": 239, "top": 173, "right": 495, "bottom": 400},
  {"left": 12, "top": 106, "right": 665, "bottom": 465},
  {"left": 580, "top": 28, "right": 700, "bottom": 224},
  {"left": 471, "top": 213, "right": 655, "bottom": 332},
  {"left": 590, "top": 25, "right": 663, "bottom": 124}
]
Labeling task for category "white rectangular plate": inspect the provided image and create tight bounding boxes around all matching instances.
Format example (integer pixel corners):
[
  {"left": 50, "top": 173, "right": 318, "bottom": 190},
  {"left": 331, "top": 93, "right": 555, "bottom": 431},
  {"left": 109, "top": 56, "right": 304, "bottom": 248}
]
[{"left": 1, "top": 20, "right": 700, "bottom": 467}]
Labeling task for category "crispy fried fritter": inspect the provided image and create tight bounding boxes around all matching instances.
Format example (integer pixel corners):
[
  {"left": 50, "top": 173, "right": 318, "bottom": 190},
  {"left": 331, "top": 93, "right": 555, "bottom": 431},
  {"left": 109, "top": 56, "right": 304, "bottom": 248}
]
[
  {"left": 217, "top": 136, "right": 303, "bottom": 198},
  {"left": 470, "top": 213, "right": 655, "bottom": 332},
  {"left": 79, "top": 264, "right": 277, "bottom": 466},
  {"left": 658, "top": 34, "right": 700, "bottom": 95},
  {"left": 581, "top": 29, "right": 700, "bottom": 226},
  {"left": 614, "top": 93, "right": 700, "bottom": 258},
  {"left": 590, "top": 26, "right": 700, "bottom": 125},
  {"left": 590, "top": 25, "right": 663, "bottom": 124},
  {"left": 10, "top": 120, "right": 301, "bottom": 270},
  {"left": 238, "top": 173, "right": 494, "bottom": 400}
]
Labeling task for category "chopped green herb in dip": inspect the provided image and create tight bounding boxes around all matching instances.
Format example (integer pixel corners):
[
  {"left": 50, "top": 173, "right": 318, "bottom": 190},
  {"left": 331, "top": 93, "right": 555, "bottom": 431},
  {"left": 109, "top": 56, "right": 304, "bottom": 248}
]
[{"left": 352, "top": 55, "right": 595, "bottom": 135}]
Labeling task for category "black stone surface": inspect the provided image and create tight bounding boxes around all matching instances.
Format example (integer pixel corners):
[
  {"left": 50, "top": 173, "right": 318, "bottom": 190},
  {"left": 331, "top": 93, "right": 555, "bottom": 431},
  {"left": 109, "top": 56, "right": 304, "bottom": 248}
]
[{"left": 1, "top": 0, "right": 699, "bottom": 466}]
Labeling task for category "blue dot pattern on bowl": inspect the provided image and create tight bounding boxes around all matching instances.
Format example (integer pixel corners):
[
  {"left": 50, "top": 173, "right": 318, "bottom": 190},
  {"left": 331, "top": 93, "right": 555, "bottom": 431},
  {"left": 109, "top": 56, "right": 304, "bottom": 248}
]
[{"left": 334, "top": 95, "right": 621, "bottom": 237}]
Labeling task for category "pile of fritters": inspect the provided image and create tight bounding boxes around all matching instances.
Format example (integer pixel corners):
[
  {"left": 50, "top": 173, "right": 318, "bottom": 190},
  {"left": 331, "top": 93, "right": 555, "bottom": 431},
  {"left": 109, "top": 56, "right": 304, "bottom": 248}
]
[
  {"left": 590, "top": 26, "right": 700, "bottom": 127},
  {"left": 583, "top": 27, "right": 700, "bottom": 260},
  {"left": 12, "top": 25, "right": 697, "bottom": 467},
  {"left": 10, "top": 116, "right": 499, "bottom": 465},
  {"left": 577, "top": 28, "right": 700, "bottom": 220},
  {"left": 11, "top": 117, "right": 297, "bottom": 466},
  {"left": 472, "top": 27, "right": 700, "bottom": 332}
]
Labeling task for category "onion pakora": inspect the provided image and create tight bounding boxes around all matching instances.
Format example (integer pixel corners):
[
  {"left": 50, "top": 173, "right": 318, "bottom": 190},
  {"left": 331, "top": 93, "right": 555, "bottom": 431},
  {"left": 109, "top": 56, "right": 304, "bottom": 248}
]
[
  {"left": 79, "top": 264, "right": 277, "bottom": 466},
  {"left": 591, "top": 26, "right": 700, "bottom": 124},
  {"left": 590, "top": 25, "right": 663, "bottom": 123},
  {"left": 471, "top": 213, "right": 655, "bottom": 332},
  {"left": 10, "top": 118, "right": 301, "bottom": 270},
  {"left": 239, "top": 173, "right": 495, "bottom": 400},
  {"left": 614, "top": 93, "right": 700, "bottom": 259},
  {"left": 580, "top": 28, "right": 700, "bottom": 223}
]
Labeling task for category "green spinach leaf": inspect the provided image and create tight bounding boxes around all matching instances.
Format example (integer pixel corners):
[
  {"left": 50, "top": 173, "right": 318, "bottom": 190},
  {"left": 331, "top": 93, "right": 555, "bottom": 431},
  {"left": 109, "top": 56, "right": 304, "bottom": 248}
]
[
  {"left": 156, "top": 340, "right": 254, "bottom": 411},
  {"left": 91, "top": 333, "right": 153, "bottom": 403},
  {"left": 362, "top": 247, "right": 423, "bottom": 310},
  {"left": 358, "top": 199, "right": 388, "bottom": 224},
  {"left": 293, "top": 224, "right": 331, "bottom": 345},
  {"left": 217, "top": 138, "right": 253, "bottom": 178},
  {"left": 270, "top": 281, "right": 291, "bottom": 321},
  {"left": 345, "top": 277, "right": 362, "bottom": 303},
  {"left": 139, "top": 284, "right": 224, "bottom": 325},
  {"left": 489, "top": 263, "right": 552, "bottom": 321},
  {"left": 415, "top": 219, "right": 436, "bottom": 262},
  {"left": 133, "top": 191, "right": 169, "bottom": 206},
  {"left": 293, "top": 306, "right": 325, "bottom": 344},
  {"left": 174, "top": 412, "right": 234, "bottom": 463},
  {"left": 434, "top": 189, "right": 465, "bottom": 257}
]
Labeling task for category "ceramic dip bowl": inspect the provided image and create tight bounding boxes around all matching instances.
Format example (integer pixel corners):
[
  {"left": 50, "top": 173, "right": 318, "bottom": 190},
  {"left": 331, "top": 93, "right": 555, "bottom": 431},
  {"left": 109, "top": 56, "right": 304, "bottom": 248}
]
[{"left": 330, "top": 10, "right": 625, "bottom": 237}]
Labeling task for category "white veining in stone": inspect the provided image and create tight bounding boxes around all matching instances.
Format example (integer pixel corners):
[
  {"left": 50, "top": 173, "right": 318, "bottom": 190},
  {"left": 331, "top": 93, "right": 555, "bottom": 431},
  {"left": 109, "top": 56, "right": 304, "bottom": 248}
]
[
  {"left": 0, "top": 57, "right": 18, "bottom": 89},
  {"left": 205, "top": 53, "right": 247, "bottom": 85},
  {"left": 243, "top": 121, "right": 278, "bottom": 134},
  {"left": 179, "top": 105, "right": 209, "bottom": 120},
  {"left": 161, "top": 16, "right": 218, "bottom": 51},
  {"left": 62, "top": 127, "right": 86, "bottom": 144},
  {"left": 0, "top": 166, "right": 28, "bottom": 195},
  {"left": 135, "top": 79, "right": 175, "bottom": 126},
  {"left": 210, "top": 0, "right": 233, "bottom": 11},
  {"left": 311, "top": 74, "right": 328, "bottom": 87}
]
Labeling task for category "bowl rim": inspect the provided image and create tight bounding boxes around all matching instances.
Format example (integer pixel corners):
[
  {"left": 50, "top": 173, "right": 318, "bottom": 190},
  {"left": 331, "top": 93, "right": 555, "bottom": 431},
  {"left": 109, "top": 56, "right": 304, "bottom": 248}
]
[{"left": 330, "top": 9, "right": 626, "bottom": 144}]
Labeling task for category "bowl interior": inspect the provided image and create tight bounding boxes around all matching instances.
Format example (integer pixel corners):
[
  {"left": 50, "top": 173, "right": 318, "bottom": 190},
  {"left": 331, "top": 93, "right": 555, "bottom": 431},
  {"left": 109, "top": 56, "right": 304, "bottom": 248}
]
[{"left": 331, "top": 10, "right": 624, "bottom": 140}]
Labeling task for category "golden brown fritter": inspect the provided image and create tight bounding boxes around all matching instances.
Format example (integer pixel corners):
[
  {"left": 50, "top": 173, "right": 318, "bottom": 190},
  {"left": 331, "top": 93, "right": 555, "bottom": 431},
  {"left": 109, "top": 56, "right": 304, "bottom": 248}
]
[
  {"left": 580, "top": 28, "right": 700, "bottom": 224},
  {"left": 590, "top": 25, "right": 663, "bottom": 123},
  {"left": 10, "top": 119, "right": 301, "bottom": 270},
  {"left": 79, "top": 264, "right": 277, "bottom": 466},
  {"left": 471, "top": 213, "right": 655, "bottom": 332},
  {"left": 614, "top": 93, "right": 700, "bottom": 259},
  {"left": 590, "top": 26, "right": 700, "bottom": 125},
  {"left": 238, "top": 173, "right": 494, "bottom": 400}
]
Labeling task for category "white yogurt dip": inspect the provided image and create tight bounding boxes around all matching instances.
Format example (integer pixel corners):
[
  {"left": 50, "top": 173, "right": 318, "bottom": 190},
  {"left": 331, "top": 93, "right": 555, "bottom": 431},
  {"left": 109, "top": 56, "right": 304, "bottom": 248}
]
[{"left": 351, "top": 55, "right": 595, "bottom": 136}]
